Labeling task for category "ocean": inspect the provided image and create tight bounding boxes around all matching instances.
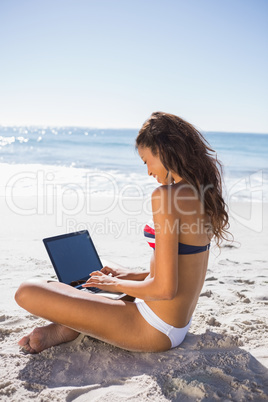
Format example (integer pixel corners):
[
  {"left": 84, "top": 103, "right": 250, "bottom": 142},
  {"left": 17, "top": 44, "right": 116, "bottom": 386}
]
[{"left": 1, "top": 126, "right": 268, "bottom": 202}]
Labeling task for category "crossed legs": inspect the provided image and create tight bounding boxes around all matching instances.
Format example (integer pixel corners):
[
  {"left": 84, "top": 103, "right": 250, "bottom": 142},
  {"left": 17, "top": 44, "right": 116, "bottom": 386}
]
[{"left": 15, "top": 279, "right": 171, "bottom": 353}]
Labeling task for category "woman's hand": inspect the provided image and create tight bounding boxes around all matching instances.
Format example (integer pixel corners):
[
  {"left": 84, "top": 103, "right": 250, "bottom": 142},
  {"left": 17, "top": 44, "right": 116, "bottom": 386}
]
[
  {"left": 101, "top": 266, "right": 149, "bottom": 281},
  {"left": 82, "top": 270, "right": 120, "bottom": 293},
  {"left": 100, "top": 266, "right": 132, "bottom": 280}
]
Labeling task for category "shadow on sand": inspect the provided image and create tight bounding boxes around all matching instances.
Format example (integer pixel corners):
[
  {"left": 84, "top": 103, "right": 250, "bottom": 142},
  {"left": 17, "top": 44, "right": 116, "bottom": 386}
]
[{"left": 18, "top": 330, "right": 268, "bottom": 401}]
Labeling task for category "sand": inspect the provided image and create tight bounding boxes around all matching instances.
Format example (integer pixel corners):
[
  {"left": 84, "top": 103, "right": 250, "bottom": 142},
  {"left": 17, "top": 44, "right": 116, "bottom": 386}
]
[{"left": 0, "top": 195, "right": 268, "bottom": 401}]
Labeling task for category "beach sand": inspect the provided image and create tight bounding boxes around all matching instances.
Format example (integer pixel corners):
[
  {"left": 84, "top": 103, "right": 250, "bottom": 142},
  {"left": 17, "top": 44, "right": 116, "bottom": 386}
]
[{"left": 0, "top": 195, "right": 267, "bottom": 401}]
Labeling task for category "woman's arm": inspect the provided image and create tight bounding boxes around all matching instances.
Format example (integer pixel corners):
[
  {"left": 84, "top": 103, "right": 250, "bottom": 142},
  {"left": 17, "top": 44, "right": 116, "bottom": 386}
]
[
  {"left": 84, "top": 186, "right": 179, "bottom": 301},
  {"left": 101, "top": 265, "right": 149, "bottom": 281}
]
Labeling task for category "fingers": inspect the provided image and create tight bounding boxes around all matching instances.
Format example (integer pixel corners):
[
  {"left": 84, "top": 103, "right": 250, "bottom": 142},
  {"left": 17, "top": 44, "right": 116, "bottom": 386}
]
[
  {"left": 100, "top": 266, "right": 115, "bottom": 276},
  {"left": 85, "top": 271, "right": 106, "bottom": 284},
  {"left": 90, "top": 270, "right": 102, "bottom": 277},
  {"left": 82, "top": 271, "right": 116, "bottom": 288},
  {"left": 85, "top": 271, "right": 101, "bottom": 284},
  {"left": 88, "top": 270, "right": 112, "bottom": 279},
  {"left": 83, "top": 268, "right": 115, "bottom": 288},
  {"left": 83, "top": 275, "right": 100, "bottom": 287}
]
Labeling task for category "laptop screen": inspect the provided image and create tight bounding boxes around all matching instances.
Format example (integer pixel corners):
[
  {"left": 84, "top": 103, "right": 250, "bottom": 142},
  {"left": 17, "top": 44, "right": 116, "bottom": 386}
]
[{"left": 43, "top": 231, "right": 103, "bottom": 285}]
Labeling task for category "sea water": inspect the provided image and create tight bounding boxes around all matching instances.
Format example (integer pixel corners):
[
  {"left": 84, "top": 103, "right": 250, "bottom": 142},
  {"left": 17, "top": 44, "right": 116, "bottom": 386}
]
[{"left": 0, "top": 126, "right": 267, "bottom": 202}]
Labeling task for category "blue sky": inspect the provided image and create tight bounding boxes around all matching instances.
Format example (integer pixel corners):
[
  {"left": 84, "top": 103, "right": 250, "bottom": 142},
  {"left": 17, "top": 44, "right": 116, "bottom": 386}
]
[{"left": 0, "top": 0, "right": 267, "bottom": 132}]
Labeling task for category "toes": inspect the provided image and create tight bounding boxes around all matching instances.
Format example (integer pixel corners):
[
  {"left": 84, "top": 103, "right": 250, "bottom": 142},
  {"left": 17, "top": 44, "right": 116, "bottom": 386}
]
[
  {"left": 18, "top": 333, "right": 37, "bottom": 354},
  {"left": 18, "top": 335, "right": 30, "bottom": 347},
  {"left": 19, "top": 338, "right": 37, "bottom": 354},
  {"left": 20, "top": 344, "right": 37, "bottom": 354}
]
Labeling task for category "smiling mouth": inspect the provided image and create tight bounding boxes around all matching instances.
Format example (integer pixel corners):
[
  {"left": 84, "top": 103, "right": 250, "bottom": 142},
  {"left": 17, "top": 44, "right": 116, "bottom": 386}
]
[{"left": 151, "top": 174, "right": 160, "bottom": 182}]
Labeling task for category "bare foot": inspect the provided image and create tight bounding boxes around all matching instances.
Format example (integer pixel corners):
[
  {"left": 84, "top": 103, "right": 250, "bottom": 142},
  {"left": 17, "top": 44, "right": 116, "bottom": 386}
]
[{"left": 18, "top": 323, "right": 80, "bottom": 354}]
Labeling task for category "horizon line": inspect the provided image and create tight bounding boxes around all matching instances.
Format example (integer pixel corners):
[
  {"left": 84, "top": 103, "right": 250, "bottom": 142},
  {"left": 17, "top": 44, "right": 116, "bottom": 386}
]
[{"left": 0, "top": 123, "right": 268, "bottom": 136}]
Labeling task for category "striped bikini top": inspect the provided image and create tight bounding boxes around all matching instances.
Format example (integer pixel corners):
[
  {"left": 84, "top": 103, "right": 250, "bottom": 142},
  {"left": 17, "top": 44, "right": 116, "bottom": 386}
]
[{"left": 144, "top": 223, "right": 210, "bottom": 255}]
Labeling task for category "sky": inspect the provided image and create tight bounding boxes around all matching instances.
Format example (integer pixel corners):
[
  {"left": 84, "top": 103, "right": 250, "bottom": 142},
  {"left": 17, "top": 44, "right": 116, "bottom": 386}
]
[{"left": 0, "top": 0, "right": 267, "bottom": 132}]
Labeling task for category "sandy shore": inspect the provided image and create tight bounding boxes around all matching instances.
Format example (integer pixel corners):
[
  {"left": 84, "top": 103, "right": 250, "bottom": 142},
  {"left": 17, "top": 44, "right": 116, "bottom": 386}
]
[{"left": 0, "top": 195, "right": 267, "bottom": 401}]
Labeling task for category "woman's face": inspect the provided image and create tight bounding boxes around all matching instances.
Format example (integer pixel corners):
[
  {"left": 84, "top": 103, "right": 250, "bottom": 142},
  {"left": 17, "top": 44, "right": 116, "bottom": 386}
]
[{"left": 138, "top": 146, "right": 171, "bottom": 185}]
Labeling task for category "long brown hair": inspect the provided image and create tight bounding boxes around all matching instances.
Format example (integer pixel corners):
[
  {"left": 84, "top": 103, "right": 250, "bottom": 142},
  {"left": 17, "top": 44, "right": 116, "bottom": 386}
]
[{"left": 135, "top": 111, "right": 230, "bottom": 246}]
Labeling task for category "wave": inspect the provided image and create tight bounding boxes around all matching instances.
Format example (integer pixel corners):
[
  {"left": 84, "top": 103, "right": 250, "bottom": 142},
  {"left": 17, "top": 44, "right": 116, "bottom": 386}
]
[{"left": 1, "top": 162, "right": 267, "bottom": 203}]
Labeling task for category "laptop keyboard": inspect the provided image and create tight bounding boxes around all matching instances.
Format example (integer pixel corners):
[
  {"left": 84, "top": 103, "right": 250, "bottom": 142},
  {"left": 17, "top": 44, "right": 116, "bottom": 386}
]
[{"left": 81, "top": 287, "right": 102, "bottom": 293}]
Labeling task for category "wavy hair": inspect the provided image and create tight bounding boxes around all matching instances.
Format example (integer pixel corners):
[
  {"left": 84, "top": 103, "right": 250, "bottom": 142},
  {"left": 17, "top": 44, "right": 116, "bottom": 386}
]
[{"left": 135, "top": 111, "right": 230, "bottom": 246}]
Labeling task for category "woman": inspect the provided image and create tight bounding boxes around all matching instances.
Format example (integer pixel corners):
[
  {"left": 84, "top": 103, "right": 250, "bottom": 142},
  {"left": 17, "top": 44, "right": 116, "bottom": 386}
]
[{"left": 15, "top": 112, "right": 229, "bottom": 353}]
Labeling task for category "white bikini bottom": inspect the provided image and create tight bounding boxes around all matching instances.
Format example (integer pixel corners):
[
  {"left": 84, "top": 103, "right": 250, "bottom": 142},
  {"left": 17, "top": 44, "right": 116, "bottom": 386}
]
[{"left": 134, "top": 298, "right": 192, "bottom": 348}]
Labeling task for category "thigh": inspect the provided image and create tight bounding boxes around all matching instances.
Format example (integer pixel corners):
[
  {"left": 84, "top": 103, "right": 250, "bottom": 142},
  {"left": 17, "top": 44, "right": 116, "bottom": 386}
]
[{"left": 15, "top": 279, "right": 171, "bottom": 352}]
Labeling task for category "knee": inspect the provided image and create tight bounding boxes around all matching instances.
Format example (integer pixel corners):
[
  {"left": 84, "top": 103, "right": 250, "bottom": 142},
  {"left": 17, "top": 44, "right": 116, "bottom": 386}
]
[
  {"left": 14, "top": 279, "right": 43, "bottom": 307},
  {"left": 15, "top": 281, "right": 30, "bottom": 307}
]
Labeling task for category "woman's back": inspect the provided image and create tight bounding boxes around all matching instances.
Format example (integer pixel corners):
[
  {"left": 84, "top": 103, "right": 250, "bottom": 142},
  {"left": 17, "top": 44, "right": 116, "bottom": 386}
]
[{"left": 145, "top": 182, "right": 211, "bottom": 328}]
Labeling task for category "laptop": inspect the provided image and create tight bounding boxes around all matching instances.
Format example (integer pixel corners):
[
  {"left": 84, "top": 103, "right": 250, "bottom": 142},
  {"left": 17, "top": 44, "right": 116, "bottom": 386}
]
[{"left": 43, "top": 230, "right": 125, "bottom": 300}]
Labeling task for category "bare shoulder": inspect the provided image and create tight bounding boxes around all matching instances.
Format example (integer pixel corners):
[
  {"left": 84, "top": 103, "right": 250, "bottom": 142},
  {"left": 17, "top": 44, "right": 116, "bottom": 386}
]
[
  {"left": 151, "top": 185, "right": 171, "bottom": 210},
  {"left": 151, "top": 185, "right": 169, "bottom": 198},
  {"left": 173, "top": 181, "right": 204, "bottom": 217},
  {"left": 152, "top": 182, "right": 203, "bottom": 217},
  {"left": 151, "top": 185, "right": 180, "bottom": 223}
]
